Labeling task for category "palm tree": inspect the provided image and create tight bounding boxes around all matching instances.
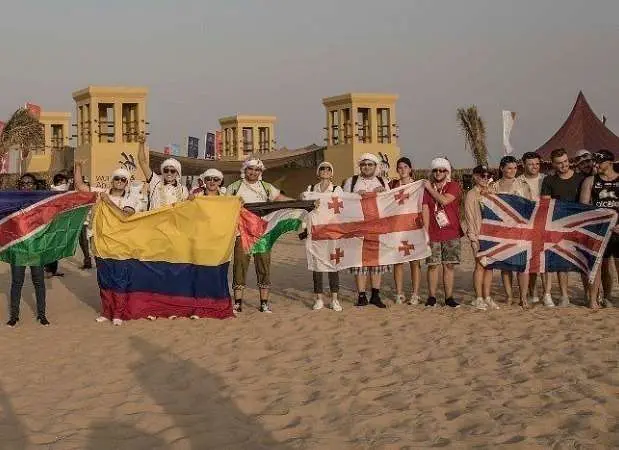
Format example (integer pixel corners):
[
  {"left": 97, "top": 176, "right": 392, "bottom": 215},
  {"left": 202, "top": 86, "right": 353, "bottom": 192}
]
[
  {"left": 0, "top": 108, "right": 45, "bottom": 172},
  {"left": 456, "top": 106, "right": 488, "bottom": 166}
]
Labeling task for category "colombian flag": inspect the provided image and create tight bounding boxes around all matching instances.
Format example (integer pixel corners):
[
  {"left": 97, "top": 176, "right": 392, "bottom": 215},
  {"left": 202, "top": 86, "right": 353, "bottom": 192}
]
[{"left": 92, "top": 197, "right": 241, "bottom": 320}]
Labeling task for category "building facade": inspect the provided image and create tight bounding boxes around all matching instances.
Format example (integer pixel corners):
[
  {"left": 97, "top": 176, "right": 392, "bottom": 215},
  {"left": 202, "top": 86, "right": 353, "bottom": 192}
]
[{"left": 219, "top": 115, "right": 276, "bottom": 161}]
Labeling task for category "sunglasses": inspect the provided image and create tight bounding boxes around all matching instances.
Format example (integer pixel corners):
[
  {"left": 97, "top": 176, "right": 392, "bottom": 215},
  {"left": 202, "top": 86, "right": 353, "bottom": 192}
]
[
  {"left": 163, "top": 168, "right": 177, "bottom": 174},
  {"left": 204, "top": 177, "right": 221, "bottom": 182},
  {"left": 318, "top": 166, "right": 332, "bottom": 171},
  {"left": 432, "top": 168, "right": 448, "bottom": 173},
  {"left": 112, "top": 176, "right": 127, "bottom": 183},
  {"left": 477, "top": 173, "right": 491, "bottom": 179},
  {"left": 21, "top": 181, "right": 35, "bottom": 185},
  {"left": 360, "top": 162, "right": 376, "bottom": 167},
  {"left": 246, "top": 167, "right": 263, "bottom": 172}
]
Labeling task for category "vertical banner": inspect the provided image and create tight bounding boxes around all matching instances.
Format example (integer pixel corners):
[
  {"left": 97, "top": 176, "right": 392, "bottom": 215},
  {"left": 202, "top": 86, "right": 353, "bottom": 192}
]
[
  {"left": 164, "top": 145, "right": 171, "bottom": 155},
  {"left": 171, "top": 144, "right": 181, "bottom": 157},
  {"left": 502, "top": 110, "right": 516, "bottom": 155},
  {"left": 215, "top": 131, "right": 223, "bottom": 159},
  {"left": 205, "top": 132, "right": 215, "bottom": 159},
  {"left": 25, "top": 103, "right": 42, "bottom": 119},
  {"left": 187, "top": 136, "right": 200, "bottom": 158}
]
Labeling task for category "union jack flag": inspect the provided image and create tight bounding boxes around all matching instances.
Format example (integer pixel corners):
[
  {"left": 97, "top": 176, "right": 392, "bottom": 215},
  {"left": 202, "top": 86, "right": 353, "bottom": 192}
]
[{"left": 477, "top": 194, "right": 618, "bottom": 281}]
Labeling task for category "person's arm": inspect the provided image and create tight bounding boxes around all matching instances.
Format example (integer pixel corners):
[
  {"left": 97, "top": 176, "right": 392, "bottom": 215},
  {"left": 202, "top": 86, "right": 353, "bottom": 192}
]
[
  {"left": 464, "top": 192, "right": 481, "bottom": 250},
  {"left": 73, "top": 161, "right": 91, "bottom": 193},
  {"left": 423, "top": 180, "right": 457, "bottom": 206},
  {"left": 540, "top": 176, "right": 552, "bottom": 199},
  {"left": 137, "top": 134, "right": 153, "bottom": 181},
  {"left": 579, "top": 176, "right": 593, "bottom": 204},
  {"left": 100, "top": 193, "right": 134, "bottom": 216},
  {"left": 422, "top": 204, "right": 430, "bottom": 235}
]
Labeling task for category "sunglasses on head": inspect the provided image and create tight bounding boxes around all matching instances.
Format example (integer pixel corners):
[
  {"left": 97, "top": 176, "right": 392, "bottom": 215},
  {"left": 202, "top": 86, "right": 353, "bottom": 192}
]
[
  {"left": 432, "top": 168, "right": 448, "bottom": 173},
  {"left": 163, "top": 168, "right": 177, "bottom": 174},
  {"left": 204, "top": 177, "right": 221, "bottom": 182},
  {"left": 113, "top": 176, "right": 127, "bottom": 183}
]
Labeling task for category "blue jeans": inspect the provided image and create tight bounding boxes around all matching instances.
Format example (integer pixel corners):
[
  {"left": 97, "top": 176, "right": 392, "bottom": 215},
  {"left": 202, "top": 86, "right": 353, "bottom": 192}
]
[{"left": 10, "top": 265, "right": 46, "bottom": 319}]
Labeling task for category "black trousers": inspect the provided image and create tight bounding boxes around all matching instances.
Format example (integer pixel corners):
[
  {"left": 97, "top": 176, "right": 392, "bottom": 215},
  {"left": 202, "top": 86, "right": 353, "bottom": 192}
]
[
  {"left": 10, "top": 265, "right": 46, "bottom": 318},
  {"left": 312, "top": 271, "right": 339, "bottom": 294},
  {"left": 79, "top": 225, "right": 91, "bottom": 261}
]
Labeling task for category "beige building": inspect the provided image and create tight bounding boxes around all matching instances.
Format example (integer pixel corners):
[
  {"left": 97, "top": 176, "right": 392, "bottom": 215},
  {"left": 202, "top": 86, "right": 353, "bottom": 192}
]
[
  {"left": 24, "top": 111, "right": 71, "bottom": 173},
  {"left": 219, "top": 115, "right": 276, "bottom": 160},
  {"left": 72, "top": 86, "right": 148, "bottom": 188},
  {"left": 323, "top": 93, "right": 400, "bottom": 184}
]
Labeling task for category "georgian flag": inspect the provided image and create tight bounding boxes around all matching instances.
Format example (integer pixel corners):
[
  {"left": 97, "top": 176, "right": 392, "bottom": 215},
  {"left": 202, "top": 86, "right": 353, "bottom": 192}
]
[{"left": 304, "top": 182, "right": 431, "bottom": 272}]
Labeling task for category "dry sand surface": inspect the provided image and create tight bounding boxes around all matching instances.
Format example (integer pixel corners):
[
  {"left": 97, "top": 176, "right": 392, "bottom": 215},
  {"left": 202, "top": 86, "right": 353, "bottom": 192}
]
[{"left": 0, "top": 236, "right": 618, "bottom": 449}]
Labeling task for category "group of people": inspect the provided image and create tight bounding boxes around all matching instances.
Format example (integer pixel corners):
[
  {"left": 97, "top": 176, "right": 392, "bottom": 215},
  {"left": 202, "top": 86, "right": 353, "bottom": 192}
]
[{"left": 5, "top": 140, "right": 617, "bottom": 327}]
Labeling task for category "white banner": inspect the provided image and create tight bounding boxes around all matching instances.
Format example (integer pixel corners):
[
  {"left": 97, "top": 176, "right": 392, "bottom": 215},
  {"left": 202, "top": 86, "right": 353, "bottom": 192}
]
[
  {"left": 303, "top": 182, "right": 430, "bottom": 272},
  {"left": 503, "top": 110, "right": 516, "bottom": 155}
]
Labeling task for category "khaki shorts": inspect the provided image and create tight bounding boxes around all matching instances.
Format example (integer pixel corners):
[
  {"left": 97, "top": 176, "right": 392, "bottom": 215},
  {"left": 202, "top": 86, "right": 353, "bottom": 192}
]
[
  {"left": 232, "top": 238, "right": 271, "bottom": 289},
  {"left": 427, "top": 239, "right": 461, "bottom": 266}
]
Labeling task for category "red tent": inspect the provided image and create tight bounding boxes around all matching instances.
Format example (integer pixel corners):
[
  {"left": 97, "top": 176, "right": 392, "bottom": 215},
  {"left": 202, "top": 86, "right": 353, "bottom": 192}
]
[{"left": 536, "top": 92, "right": 619, "bottom": 160}]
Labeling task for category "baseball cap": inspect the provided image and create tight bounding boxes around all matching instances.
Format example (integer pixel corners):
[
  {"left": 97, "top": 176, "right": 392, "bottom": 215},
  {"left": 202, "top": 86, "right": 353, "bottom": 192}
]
[
  {"left": 574, "top": 149, "right": 592, "bottom": 161},
  {"left": 593, "top": 149, "right": 615, "bottom": 163},
  {"left": 472, "top": 165, "right": 491, "bottom": 175}
]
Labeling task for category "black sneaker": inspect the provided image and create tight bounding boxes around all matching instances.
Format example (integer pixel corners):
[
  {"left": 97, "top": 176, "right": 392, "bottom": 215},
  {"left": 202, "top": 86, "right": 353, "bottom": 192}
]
[
  {"left": 445, "top": 297, "right": 460, "bottom": 308},
  {"left": 233, "top": 300, "right": 242, "bottom": 313},
  {"left": 37, "top": 316, "right": 50, "bottom": 326},
  {"left": 6, "top": 318, "right": 18, "bottom": 327},
  {"left": 356, "top": 293, "right": 369, "bottom": 307},
  {"left": 369, "top": 292, "right": 387, "bottom": 309},
  {"left": 425, "top": 296, "right": 437, "bottom": 307},
  {"left": 259, "top": 302, "right": 272, "bottom": 313},
  {"left": 82, "top": 260, "right": 93, "bottom": 270}
]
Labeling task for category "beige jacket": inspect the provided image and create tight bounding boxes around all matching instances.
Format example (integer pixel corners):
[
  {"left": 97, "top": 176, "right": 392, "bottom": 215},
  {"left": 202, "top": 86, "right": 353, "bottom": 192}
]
[{"left": 464, "top": 186, "right": 484, "bottom": 243}]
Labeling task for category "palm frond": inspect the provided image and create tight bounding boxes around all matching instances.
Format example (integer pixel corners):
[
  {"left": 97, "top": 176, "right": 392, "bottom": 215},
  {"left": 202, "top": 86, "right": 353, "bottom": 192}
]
[
  {"left": 0, "top": 108, "right": 44, "bottom": 157},
  {"left": 456, "top": 106, "right": 488, "bottom": 166}
]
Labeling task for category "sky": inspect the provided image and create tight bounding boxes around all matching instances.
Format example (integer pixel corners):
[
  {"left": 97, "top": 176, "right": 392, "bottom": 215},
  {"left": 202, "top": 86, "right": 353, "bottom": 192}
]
[{"left": 1, "top": 0, "right": 618, "bottom": 167}]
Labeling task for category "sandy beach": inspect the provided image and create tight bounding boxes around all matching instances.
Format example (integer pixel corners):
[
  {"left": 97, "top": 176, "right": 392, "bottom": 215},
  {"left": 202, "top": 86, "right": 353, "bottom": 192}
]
[{"left": 0, "top": 236, "right": 618, "bottom": 449}]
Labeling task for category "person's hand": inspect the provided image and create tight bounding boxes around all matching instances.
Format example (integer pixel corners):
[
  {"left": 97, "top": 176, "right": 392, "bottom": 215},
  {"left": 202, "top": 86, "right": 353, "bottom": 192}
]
[
  {"left": 137, "top": 133, "right": 146, "bottom": 145},
  {"left": 313, "top": 199, "right": 320, "bottom": 209},
  {"left": 423, "top": 180, "right": 432, "bottom": 191},
  {"left": 374, "top": 186, "right": 386, "bottom": 193},
  {"left": 188, "top": 193, "right": 196, "bottom": 201},
  {"left": 357, "top": 190, "right": 367, "bottom": 196},
  {"left": 471, "top": 241, "right": 480, "bottom": 254}
]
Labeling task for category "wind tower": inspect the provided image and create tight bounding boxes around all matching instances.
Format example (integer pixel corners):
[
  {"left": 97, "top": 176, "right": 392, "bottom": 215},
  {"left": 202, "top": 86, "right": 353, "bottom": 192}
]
[
  {"left": 323, "top": 93, "right": 400, "bottom": 184},
  {"left": 219, "top": 114, "right": 276, "bottom": 161},
  {"left": 72, "top": 86, "right": 148, "bottom": 188}
]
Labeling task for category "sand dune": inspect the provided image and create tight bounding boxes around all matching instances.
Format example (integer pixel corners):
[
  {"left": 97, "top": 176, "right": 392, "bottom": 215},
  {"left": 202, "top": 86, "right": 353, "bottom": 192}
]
[{"left": 0, "top": 236, "right": 618, "bottom": 449}]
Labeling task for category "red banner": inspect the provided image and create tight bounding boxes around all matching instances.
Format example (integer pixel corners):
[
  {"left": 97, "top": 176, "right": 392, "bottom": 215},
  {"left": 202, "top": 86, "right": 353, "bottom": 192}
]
[
  {"left": 215, "top": 131, "right": 222, "bottom": 159},
  {"left": 25, "top": 103, "right": 41, "bottom": 119}
]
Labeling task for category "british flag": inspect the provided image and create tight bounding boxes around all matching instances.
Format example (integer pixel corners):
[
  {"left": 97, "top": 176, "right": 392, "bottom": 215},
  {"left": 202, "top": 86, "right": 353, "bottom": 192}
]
[{"left": 478, "top": 194, "right": 618, "bottom": 281}]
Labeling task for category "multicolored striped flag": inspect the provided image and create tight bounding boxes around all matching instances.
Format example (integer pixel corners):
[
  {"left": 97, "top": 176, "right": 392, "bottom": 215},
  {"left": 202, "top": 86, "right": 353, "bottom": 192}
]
[
  {"left": 0, "top": 191, "right": 96, "bottom": 266},
  {"left": 92, "top": 196, "right": 241, "bottom": 320},
  {"left": 239, "top": 208, "right": 307, "bottom": 254}
]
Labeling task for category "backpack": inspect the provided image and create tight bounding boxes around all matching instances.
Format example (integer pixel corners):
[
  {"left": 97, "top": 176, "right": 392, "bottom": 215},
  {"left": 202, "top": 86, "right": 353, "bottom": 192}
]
[
  {"left": 228, "top": 180, "right": 273, "bottom": 201},
  {"left": 344, "top": 175, "right": 386, "bottom": 192}
]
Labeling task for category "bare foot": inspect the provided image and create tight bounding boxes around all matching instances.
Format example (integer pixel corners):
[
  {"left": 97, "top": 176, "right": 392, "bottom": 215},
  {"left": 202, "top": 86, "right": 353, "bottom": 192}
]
[
  {"left": 520, "top": 300, "right": 529, "bottom": 310},
  {"left": 589, "top": 301, "right": 600, "bottom": 311}
]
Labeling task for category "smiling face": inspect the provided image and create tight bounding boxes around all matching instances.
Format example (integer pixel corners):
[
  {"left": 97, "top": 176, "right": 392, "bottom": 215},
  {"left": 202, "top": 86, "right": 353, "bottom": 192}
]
[
  {"left": 359, "top": 160, "right": 377, "bottom": 177},
  {"left": 578, "top": 158, "right": 594, "bottom": 176},
  {"left": 552, "top": 154, "right": 570, "bottom": 175},
  {"left": 162, "top": 166, "right": 177, "bottom": 183},
  {"left": 111, "top": 175, "right": 128, "bottom": 192},
  {"left": 204, "top": 176, "right": 222, "bottom": 193},
  {"left": 524, "top": 158, "right": 540, "bottom": 176},
  {"left": 318, "top": 165, "right": 332, "bottom": 180},
  {"left": 474, "top": 172, "right": 491, "bottom": 188},
  {"left": 244, "top": 166, "right": 262, "bottom": 183},
  {"left": 431, "top": 167, "right": 448, "bottom": 183},
  {"left": 397, "top": 162, "right": 412, "bottom": 179},
  {"left": 501, "top": 162, "right": 518, "bottom": 180}
]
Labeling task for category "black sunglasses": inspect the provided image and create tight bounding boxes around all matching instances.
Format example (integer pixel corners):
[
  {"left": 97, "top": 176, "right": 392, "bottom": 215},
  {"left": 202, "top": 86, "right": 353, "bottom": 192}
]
[
  {"left": 318, "top": 166, "right": 332, "bottom": 171},
  {"left": 360, "top": 162, "right": 376, "bottom": 167},
  {"left": 163, "top": 168, "right": 177, "bottom": 174},
  {"left": 432, "top": 168, "right": 448, "bottom": 173},
  {"left": 113, "top": 176, "right": 128, "bottom": 183},
  {"left": 204, "top": 177, "right": 221, "bottom": 182}
]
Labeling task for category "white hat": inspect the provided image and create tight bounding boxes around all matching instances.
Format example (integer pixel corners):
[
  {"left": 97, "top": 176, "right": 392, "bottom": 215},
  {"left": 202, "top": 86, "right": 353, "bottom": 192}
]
[
  {"left": 160, "top": 158, "right": 182, "bottom": 178},
  {"left": 241, "top": 158, "right": 265, "bottom": 179},
  {"left": 111, "top": 167, "right": 131, "bottom": 180},
  {"left": 430, "top": 157, "right": 452, "bottom": 181},
  {"left": 202, "top": 168, "right": 224, "bottom": 180},
  {"left": 574, "top": 149, "right": 592, "bottom": 160},
  {"left": 358, "top": 153, "right": 380, "bottom": 165},
  {"left": 317, "top": 161, "right": 334, "bottom": 176}
]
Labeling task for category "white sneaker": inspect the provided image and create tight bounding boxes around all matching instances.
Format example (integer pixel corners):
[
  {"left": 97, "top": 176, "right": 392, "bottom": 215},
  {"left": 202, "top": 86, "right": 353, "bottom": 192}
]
[
  {"left": 112, "top": 318, "right": 122, "bottom": 326},
  {"left": 259, "top": 303, "right": 273, "bottom": 313},
  {"left": 394, "top": 294, "right": 405, "bottom": 305},
  {"left": 330, "top": 299, "right": 343, "bottom": 312},
  {"left": 484, "top": 297, "right": 500, "bottom": 310},
  {"left": 95, "top": 316, "right": 109, "bottom": 323},
  {"left": 408, "top": 294, "right": 420, "bottom": 306},
  {"left": 559, "top": 296, "right": 571, "bottom": 307},
  {"left": 600, "top": 297, "right": 614, "bottom": 308},
  {"left": 543, "top": 294, "right": 555, "bottom": 307},
  {"left": 147, "top": 315, "right": 157, "bottom": 321},
  {"left": 529, "top": 296, "right": 540, "bottom": 304},
  {"left": 190, "top": 315, "right": 200, "bottom": 320},
  {"left": 313, "top": 299, "right": 324, "bottom": 310},
  {"left": 471, "top": 297, "right": 487, "bottom": 310}
]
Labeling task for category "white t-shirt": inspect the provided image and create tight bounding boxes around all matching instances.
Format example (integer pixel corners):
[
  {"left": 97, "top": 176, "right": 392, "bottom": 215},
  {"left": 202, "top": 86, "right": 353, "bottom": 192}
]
[
  {"left": 232, "top": 180, "right": 280, "bottom": 204},
  {"left": 342, "top": 176, "right": 388, "bottom": 194},
  {"left": 304, "top": 182, "right": 344, "bottom": 195},
  {"left": 92, "top": 187, "right": 139, "bottom": 211},
  {"left": 518, "top": 174, "right": 545, "bottom": 200},
  {"left": 148, "top": 173, "right": 189, "bottom": 210}
]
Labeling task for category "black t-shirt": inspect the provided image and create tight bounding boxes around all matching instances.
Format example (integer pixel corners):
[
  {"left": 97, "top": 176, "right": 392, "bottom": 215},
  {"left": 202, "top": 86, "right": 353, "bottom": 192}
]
[
  {"left": 591, "top": 174, "right": 619, "bottom": 211},
  {"left": 540, "top": 172, "right": 585, "bottom": 202}
]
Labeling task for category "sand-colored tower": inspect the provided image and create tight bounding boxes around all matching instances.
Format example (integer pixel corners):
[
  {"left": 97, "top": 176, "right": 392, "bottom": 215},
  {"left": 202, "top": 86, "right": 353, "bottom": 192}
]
[
  {"left": 323, "top": 93, "right": 400, "bottom": 184},
  {"left": 24, "top": 111, "right": 71, "bottom": 173},
  {"left": 72, "top": 86, "right": 148, "bottom": 188},
  {"left": 219, "top": 115, "right": 276, "bottom": 161}
]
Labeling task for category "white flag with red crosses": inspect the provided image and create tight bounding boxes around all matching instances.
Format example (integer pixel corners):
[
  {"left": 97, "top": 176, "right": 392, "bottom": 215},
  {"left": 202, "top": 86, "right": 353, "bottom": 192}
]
[{"left": 303, "top": 181, "right": 431, "bottom": 272}]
